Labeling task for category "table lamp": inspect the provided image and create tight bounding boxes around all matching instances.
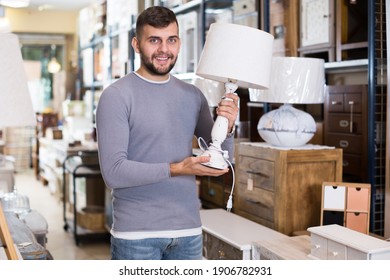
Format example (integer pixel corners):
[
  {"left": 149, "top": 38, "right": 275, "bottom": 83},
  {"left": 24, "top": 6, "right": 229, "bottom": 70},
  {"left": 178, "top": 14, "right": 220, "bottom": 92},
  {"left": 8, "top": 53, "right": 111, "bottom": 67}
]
[
  {"left": 249, "top": 57, "right": 325, "bottom": 147},
  {"left": 0, "top": 30, "right": 35, "bottom": 260},
  {"left": 195, "top": 22, "right": 274, "bottom": 169}
]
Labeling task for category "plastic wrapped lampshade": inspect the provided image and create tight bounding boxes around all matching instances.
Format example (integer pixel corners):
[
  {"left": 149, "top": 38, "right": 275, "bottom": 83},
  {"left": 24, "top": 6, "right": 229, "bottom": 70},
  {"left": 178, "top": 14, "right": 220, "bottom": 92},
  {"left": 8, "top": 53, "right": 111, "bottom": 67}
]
[
  {"left": 249, "top": 57, "right": 325, "bottom": 104},
  {"left": 249, "top": 57, "right": 325, "bottom": 147}
]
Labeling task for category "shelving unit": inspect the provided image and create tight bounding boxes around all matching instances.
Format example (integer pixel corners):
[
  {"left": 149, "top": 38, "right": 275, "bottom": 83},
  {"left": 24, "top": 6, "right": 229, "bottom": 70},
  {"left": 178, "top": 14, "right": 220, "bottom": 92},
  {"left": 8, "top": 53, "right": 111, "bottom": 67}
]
[{"left": 62, "top": 151, "right": 108, "bottom": 245}]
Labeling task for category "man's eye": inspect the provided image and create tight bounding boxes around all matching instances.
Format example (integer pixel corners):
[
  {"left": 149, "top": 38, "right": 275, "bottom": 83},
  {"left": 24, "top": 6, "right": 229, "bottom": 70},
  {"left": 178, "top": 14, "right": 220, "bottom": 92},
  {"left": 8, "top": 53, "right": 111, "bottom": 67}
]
[
  {"left": 168, "top": 38, "right": 177, "bottom": 44},
  {"left": 150, "top": 38, "right": 160, "bottom": 44}
]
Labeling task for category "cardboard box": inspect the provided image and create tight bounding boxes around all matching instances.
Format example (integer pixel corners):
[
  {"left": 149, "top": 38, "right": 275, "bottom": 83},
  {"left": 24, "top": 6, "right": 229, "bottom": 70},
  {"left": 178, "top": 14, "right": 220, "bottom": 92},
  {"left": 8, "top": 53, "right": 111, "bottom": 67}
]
[{"left": 76, "top": 206, "right": 105, "bottom": 230}]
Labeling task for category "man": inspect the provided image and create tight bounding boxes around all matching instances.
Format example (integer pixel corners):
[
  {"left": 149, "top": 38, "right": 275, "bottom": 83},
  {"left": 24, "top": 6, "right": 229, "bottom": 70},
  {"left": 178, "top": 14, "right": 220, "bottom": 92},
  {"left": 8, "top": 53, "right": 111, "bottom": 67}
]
[{"left": 96, "top": 6, "right": 238, "bottom": 260}]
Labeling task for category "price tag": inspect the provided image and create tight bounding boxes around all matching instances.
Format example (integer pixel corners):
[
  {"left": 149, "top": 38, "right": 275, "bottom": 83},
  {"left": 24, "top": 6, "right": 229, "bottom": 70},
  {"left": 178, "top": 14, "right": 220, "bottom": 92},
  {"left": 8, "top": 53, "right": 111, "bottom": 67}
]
[{"left": 247, "top": 177, "right": 253, "bottom": 191}]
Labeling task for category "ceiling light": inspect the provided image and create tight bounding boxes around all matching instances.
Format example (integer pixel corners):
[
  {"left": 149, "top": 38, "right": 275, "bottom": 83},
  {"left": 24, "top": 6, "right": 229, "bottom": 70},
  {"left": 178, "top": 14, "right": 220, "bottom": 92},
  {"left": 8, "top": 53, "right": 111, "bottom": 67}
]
[{"left": 0, "top": 0, "right": 30, "bottom": 8}]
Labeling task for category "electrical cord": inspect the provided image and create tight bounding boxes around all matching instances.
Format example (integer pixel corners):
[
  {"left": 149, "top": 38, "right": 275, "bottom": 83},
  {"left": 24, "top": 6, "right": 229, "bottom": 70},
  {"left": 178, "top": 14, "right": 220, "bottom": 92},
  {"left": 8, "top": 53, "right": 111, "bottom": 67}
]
[{"left": 197, "top": 137, "right": 235, "bottom": 212}]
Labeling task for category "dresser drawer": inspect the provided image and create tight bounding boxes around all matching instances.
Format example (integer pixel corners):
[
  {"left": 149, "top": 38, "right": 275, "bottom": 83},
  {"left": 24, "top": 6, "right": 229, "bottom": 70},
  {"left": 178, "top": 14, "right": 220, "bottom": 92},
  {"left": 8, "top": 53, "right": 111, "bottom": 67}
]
[
  {"left": 326, "top": 91, "right": 363, "bottom": 113},
  {"left": 344, "top": 92, "right": 363, "bottom": 113},
  {"left": 323, "top": 185, "right": 346, "bottom": 210},
  {"left": 236, "top": 183, "right": 275, "bottom": 222},
  {"left": 310, "top": 234, "right": 346, "bottom": 260},
  {"left": 203, "top": 231, "right": 244, "bottom": 260},
  {"left": 326, "top": 133, "right": 362, "bottom": 154},
  {"left": 327, "top": 239, "right": 346, "bottom": 260},
  {"left": 347, "top": 187, "right": 370, "bottom": 212},
  {"left": 326, "top": 93, "right": 344, "bottom": 112},
  {"left": 345, "top": 212, "right": 369, "bottom": 234},
  {"left": 237, "top": 156, "right": 274, "bottom": 191},
  {"left": 347, "top": 247, "right": 369, "bottom": 260},
  {"left": 327, "top": 114, "right": 363, "bottom": 134},
  {"left": 342, "top": 154, "right": 362, "bottom": 177},
  {"left": 310, "top": 233, "right": 328, "bottom": 259}
]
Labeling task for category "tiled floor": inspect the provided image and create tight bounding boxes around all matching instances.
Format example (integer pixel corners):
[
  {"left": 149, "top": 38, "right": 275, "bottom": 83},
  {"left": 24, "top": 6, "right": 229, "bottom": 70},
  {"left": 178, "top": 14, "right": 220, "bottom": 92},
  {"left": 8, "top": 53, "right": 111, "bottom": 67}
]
[{"left": 13, "top": 169, "right": 111, "bottom": 260}]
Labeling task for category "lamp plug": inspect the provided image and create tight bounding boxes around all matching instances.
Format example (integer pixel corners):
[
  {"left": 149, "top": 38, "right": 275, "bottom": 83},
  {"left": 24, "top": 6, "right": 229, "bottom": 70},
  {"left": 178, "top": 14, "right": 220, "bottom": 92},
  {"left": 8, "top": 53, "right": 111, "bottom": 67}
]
[{"left": 226, "top": 195, "right": 233, "bottom": 212}]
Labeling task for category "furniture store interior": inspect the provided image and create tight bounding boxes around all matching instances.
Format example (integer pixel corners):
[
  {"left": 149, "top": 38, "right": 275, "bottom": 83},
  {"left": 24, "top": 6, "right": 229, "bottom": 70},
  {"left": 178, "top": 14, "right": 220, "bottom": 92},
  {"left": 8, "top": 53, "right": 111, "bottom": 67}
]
[{"left": 1, "top": 0, "right": 390, "bottom": 261}]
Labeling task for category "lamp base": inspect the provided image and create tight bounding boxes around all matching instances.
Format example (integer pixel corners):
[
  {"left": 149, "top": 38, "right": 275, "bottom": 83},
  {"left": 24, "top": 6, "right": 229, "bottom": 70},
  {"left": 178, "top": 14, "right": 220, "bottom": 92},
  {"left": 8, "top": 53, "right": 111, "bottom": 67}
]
[
  {"left": 198, "top": 145, "right": 228, "bottom": 170},
  {"left": 257, "top": 104, "right": 316, "bottom": 147}
]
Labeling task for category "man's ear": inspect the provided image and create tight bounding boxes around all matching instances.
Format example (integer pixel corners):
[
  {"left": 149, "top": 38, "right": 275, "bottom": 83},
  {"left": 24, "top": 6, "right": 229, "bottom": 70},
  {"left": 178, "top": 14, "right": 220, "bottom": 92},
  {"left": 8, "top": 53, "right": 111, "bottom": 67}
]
[{"left": 131, "top": 37, "right": 140, "bottom": 54}]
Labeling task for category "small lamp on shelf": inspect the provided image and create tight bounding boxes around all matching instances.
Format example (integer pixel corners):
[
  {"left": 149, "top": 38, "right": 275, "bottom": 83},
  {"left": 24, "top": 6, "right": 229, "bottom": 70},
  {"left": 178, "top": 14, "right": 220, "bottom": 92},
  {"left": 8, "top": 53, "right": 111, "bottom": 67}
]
[
  {"left": 249, "top": 57, "right": 325, "bottom": 147},
  {"left": 195, "top": 22, "right": 274, "bottom": 169}
]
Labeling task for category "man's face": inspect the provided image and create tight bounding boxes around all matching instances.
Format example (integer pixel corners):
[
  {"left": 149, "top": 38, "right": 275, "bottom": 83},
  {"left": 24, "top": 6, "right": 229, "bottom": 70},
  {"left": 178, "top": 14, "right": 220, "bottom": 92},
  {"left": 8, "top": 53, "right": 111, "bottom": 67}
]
[{"left": 132, "top": 22, "right": 180, "bottom": 79}]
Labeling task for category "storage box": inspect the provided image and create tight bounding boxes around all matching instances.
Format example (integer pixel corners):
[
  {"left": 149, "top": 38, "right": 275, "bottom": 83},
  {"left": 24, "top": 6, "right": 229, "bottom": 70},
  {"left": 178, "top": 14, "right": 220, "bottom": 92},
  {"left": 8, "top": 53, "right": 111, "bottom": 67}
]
[{"left": 76, "top": 206, "right": 105, "bottom": 230}]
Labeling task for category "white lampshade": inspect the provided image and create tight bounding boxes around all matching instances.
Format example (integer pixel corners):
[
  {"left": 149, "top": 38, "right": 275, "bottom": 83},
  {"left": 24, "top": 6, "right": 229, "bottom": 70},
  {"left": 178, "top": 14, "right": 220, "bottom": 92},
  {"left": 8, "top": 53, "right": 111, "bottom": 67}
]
[
  {"left": 192, "top": 77, "right": 224, "bottom": 107},
  {"left": 249, "top": 57, "right": 325, "bottom": 147},
  {"left": 249, "top": 57, "right": 325, "bottom": 103},
  {"left": 196, "top": 23, "right": 274, "bottom": 89},
  {"left": 0, "top": 32, "right": 36, "bottom": 127}
]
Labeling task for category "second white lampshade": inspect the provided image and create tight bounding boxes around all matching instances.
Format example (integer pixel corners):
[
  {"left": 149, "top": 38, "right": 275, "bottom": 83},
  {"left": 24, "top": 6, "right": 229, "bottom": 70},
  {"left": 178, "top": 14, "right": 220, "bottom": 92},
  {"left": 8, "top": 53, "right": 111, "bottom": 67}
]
[{"left": 249, "top": 57, "right": 325, "bottom": 147}]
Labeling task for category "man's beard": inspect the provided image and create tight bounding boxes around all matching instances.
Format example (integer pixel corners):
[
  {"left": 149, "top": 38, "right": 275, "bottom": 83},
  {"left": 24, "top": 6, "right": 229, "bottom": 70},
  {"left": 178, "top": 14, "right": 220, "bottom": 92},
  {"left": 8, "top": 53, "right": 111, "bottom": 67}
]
[{"left": 140, "top": 50, "right": 177, "bottom": 76}]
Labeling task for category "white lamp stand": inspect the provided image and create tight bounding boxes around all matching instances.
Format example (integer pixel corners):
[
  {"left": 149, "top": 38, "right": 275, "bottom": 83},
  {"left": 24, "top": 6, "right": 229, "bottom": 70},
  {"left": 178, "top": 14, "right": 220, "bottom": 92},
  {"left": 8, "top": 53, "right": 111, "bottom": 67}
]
[{"left": 198, "top": 82, "right": 238, "bottom": 169}]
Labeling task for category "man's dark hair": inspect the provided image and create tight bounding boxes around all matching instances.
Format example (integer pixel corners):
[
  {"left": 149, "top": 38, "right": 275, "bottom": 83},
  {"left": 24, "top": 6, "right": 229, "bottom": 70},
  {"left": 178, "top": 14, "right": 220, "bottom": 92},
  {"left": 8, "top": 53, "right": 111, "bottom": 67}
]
[{"left": 136, "top": 6, "right": 178, "bottom": 39}]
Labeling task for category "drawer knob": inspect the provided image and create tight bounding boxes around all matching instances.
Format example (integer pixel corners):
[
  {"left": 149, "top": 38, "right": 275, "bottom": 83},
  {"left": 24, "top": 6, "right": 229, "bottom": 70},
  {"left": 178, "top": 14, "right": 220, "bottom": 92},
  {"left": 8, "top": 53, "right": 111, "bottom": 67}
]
[
  {"left": 312, "top": 244, "right": 321, "bottom": 250},
  {"left": 207, "top": 189, "right": 216, "bottom": 196},
  {"left": 246, "top": 198, "right": 261, "bottom": 205},
  {"left": 246, "top": 170, "right": 269, "bottom": 178},
  {"left": 339, "top": 140, "right": 349, "bottom": 148},
  {"left": 339, "top": 120, "right": 349, "bottom": 128}
]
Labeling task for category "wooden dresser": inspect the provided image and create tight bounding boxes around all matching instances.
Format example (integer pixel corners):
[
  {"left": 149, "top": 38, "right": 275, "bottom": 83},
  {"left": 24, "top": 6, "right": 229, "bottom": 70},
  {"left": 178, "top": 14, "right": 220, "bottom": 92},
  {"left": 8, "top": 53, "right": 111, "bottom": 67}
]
[
  {"left": 234, "top": 142, "right": 343, "bottom": 236},
  {"left": 324, "top": 85, "right": 368, "bottom": 182}
]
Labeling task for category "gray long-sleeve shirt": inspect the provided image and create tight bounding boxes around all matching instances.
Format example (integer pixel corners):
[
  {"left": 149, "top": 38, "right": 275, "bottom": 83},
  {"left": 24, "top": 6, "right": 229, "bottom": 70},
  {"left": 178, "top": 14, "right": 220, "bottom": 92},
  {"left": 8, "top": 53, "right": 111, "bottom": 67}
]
[{"left": 96, "top": 73, "right": 234, "bottom": 233}]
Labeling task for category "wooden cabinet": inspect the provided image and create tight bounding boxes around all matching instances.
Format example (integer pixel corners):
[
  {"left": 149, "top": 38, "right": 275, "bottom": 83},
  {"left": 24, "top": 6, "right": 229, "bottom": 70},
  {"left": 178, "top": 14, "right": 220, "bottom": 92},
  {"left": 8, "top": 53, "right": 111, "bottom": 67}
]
[
  {"left": 234, "top": 142, "right": 342, "bottom": 235},
  {"left": 324, "top": 85, "right": 368, "bottom": 182},
  {"left": 321, "top": 182, "right": 370, "bottom": 234}
]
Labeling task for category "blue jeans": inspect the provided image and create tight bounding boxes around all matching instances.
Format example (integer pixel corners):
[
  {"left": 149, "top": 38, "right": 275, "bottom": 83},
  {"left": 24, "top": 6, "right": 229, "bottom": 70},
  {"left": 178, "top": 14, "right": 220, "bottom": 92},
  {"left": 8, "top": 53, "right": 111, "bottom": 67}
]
[{"left": 111, "top": 234, "right": 203, "bottom": 260}]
